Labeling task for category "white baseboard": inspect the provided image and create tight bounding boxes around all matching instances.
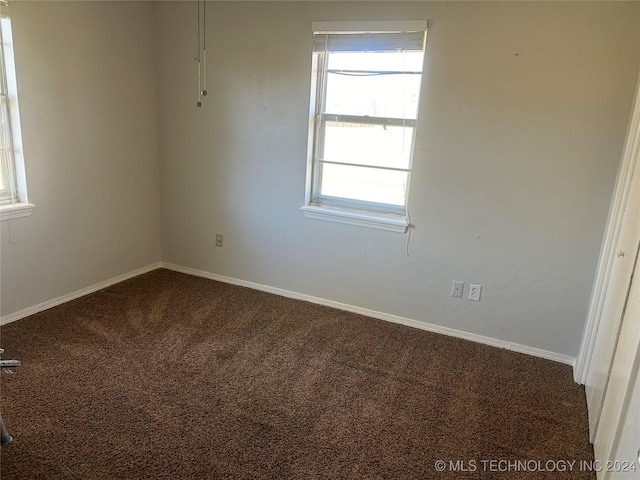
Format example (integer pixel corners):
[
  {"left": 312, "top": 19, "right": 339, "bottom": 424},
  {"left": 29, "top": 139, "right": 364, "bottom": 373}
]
[
  {"left": 0, "top": 262, "right": 162, "bottom": 326},
  {"left": 161, "top": 262, "right": 575, "bottom": 366},
  {"left": 1, "top": 260, "right": 575, "bottom": 366}
]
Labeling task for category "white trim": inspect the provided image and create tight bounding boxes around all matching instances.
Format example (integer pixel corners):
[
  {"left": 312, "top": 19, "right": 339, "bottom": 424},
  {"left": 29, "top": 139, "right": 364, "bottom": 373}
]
[
  {"left": 593, "top": 247, "right": 640, "bottom": 479},
  {"left": 575, "top": 73, "right": 640, "bottom": 384},
  {"left": 0, "top": 262, "right": 161, "bottom": 326},
  {"left": 161, "top": 262, "right": 575, "bottom": 366},
  {"left": 0, "top": 201, "right": 33, "bottom": 220},
  {"left": 301, "top": 204, "right": 409, "bottom": 233},
  {"left": 1, "top": 13, "right": 31, "bottom": 211},
  {"left": 1, "top": 259, "right": 574, "bottom": 366}
]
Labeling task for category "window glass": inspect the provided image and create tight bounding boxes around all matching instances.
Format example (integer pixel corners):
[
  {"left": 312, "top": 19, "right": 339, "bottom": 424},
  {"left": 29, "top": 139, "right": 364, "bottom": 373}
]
[
  {"left": 319, "top": 163, "right": 408, "bottom": 206},
  {"left": 324, "top": 70, "right": 422, "bottom": 119},
  {"left": 304, "top": 25, "right": 427, "bottom": 229},
  {"left": 327, "top": 51, "right": 424, "bottom": 72},
  {"left": 322, "top": 121, "right": 413, "bottom": 169}
]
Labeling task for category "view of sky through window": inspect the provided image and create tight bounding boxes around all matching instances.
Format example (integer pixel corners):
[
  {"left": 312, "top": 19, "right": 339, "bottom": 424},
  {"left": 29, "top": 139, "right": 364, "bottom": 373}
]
[{"left": 319, "top": 50, "right": 423, "bottom": 207}]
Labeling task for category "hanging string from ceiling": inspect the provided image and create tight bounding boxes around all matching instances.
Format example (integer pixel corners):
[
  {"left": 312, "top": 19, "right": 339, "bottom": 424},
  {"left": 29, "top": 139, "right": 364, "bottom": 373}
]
[{"left": 196, "top": 0, "right": 207, "bottom": 108}]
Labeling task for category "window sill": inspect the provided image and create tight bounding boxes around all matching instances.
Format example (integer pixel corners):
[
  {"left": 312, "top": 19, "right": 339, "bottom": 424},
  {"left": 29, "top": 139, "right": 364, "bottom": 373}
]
[
  {"left": 0, "top": 202, "right": 35, "bottom": 221},
  {"left": 301, "top": 204, "right": 408, "bottom": 233}
]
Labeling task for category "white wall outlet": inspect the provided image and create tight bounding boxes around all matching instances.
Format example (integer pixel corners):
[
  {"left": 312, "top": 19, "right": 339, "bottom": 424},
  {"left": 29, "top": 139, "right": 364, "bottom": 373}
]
[
  {"left": 451, "top": 281, "right": 464, "bottom": 298},
  {"left": 469, "top": 283, "right": 482, "bottom": 301},
  {"left": 215, "top": 233, "right": 224, "bottom": 247}
]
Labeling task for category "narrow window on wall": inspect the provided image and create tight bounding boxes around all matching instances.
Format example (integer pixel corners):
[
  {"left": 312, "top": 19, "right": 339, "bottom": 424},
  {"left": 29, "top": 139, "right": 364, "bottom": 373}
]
[
  {"left": 0, "top": 0, "right": 32, "bottom": 221},
  {"left": 302, "top": 21, "right": 428, "bottom": 233}
]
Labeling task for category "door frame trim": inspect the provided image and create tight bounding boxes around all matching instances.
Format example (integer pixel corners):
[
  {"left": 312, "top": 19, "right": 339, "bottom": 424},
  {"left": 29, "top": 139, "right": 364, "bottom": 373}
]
[{"left": 575, "top": 73, "right": 640, "bottom": 384}]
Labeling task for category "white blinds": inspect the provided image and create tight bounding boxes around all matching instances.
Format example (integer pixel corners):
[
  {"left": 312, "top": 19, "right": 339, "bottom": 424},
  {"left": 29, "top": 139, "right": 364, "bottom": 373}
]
[{"left": 313, "top": 31, "right": 426, "bottom": 53}]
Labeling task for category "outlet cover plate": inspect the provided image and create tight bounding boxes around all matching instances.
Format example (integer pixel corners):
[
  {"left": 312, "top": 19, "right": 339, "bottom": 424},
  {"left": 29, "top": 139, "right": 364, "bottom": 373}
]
[{"left": 469, "top": 283, "right": 481, "bottom": 301}]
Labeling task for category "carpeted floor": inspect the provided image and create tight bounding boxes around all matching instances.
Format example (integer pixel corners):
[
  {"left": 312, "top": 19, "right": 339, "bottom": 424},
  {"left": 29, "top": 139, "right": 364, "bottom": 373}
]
[{"left": 0, "top": 269, "right": 594, "bottom": 479}]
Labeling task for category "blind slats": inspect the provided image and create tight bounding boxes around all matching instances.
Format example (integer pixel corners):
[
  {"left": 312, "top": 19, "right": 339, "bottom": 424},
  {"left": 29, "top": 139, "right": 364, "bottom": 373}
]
[{"left": 313, "top": 31, "right": 426, "bottom": 53}]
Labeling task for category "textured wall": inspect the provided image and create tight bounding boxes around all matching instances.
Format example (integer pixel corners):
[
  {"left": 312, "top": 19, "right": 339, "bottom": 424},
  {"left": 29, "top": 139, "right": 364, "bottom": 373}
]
[
  {"left": 0, "top": 2, "right": 161, "bottom": 316},
  {"left": 157, "top": 1, "right": 639, "bottom": 358},
  {"left": 2, "top": 2, "right": 637, "bottom": 360}
]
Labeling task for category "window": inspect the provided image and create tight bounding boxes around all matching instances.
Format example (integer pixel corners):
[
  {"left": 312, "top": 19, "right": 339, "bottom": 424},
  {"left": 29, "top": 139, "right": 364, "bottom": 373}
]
[
  {"left": 302, "top": 21, "right": 428, "bottom": 233},
  {"left": 0, "top": 0, "right": 32, "bottom": 220}
]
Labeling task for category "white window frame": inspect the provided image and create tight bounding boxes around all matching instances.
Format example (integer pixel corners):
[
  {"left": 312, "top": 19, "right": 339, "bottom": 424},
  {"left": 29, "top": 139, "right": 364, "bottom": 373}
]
[
  {"left": 0, "top": 0, "right": 32, "bottom": 221},
  {"left": 301, "top": 21, "right": 428, "bottom": 233}
]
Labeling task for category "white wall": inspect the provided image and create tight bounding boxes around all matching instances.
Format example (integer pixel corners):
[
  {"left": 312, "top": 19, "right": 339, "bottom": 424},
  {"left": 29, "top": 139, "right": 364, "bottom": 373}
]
[
  {"left": 0, "top": 2, "right": 161, "bottom": 316},
  {"left": 1, "top": 1, "right": 637, "bottom": 361},
  {"left": 156, "top": 1, "right": 640, "bottom": 358}
]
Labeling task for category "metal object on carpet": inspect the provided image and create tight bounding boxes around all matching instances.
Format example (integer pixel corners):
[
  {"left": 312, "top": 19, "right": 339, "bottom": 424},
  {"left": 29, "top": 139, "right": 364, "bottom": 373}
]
[
  {"left": 0, "top": 348, "right": 20, "bottom": 446},
  {"left": 1, "top": 414, "right": 12, "bottom": 446}
]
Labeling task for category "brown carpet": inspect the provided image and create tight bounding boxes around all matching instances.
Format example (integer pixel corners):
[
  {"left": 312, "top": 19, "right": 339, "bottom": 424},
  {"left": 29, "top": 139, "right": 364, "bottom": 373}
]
[{"left": 0, "top": 269, "right": 594, "bottom": 479}]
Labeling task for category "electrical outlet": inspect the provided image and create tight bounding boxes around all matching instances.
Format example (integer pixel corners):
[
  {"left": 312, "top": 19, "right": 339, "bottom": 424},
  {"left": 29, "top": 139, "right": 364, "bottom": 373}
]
[
  {"left": 451, "top": 281, "right": 464, "bottom": 298},
  {"left": 469, "top": 283, "right": 482, "bottom": 301},
  {"left": 215, "top": 233, "right": 224, "bottom": 247}
]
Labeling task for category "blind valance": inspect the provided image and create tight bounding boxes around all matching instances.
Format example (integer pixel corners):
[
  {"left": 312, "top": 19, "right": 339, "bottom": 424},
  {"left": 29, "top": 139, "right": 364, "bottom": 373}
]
[{"left": 313, "top": 31, "right": 426, "bottom": 53}]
